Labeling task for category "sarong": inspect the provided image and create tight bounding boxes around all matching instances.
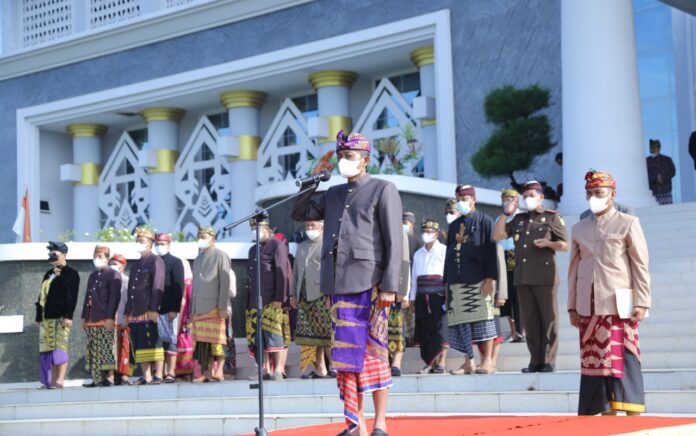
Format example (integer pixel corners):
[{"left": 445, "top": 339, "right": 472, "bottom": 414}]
[
  {"left": 84, "top": 325, "right": 117, "bottom": 381},
  {"left": 128, "top": 320, "right": 164, "bottom": 365},
  {"left": 116, "top": 326, "right": 132, "bottom": 376},
  {"left": 577, "top": 314, "right": 644, "bottom": 415},
  {"left": 224, "top": 317, "right": 237, "bottom": 374},
  {"left": 157, "top": 314, "right": 178, "bottom": 355},
  {"left": 654, "top": 192, "right": 673, "bottom": 205},
  {"left": 402, "top": 305, "right": 416, "bottom": 345},
  {"left": 332, "top": 287, "right": 392, "bottom": 431},
  {"left": 447, "top": 281, "right": 496, "bottom": 359},
  {"left": 296, "top": 289, "right": 332, "bottom": 372},
  {"left": 246, "top": 305, "right": 289, "bottom": 362},
  {"left": 192, "top": 309, "right": 226, "bottom": 371},
  {"left": 38, "top": 318, "right": 70, "bottom": 386},
  {"left": 175, "top": 279, "right": 194, "bottom": 375},
  {"left": 414, "top": 281, "right": 449, "bottom": 366},
  {"left": 387, "top": 303, "right": 404, "bottom": 357}
]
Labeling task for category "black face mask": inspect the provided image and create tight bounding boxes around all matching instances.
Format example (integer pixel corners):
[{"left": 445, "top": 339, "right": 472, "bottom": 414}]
[{"left": 48, "top": 252, "right": 59, "bottom": 262}]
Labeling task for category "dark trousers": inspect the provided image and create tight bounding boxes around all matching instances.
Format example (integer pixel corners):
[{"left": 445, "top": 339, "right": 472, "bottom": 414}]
[{"left": 517, "top": 285, "right": 559, "bottom": 366}]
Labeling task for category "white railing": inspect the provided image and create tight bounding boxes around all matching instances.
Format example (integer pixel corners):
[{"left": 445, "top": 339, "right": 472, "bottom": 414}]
[{"left": 5, "top": 0, "right": 207, "bottom": 52}]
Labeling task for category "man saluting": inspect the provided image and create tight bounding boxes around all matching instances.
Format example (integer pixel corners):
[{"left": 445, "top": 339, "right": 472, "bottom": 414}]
[{"left": 292, "top": 130, "right": 403, "bottom": 436}]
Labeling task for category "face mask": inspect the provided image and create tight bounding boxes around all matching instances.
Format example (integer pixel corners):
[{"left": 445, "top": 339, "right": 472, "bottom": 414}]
[
  {"left": 421, "top": 233, "right": 436, "bottom": 244},
  {"left": 446, "top": 213, "right": 458, "bottom": 224},
  {"left": 338, "top": 158, "right": 362, "bottom": 178},
  {"left": 524, "top": 197, "right": 540, "bottom": 211},
  {"left": 589, "top": 196, "right": 610, "bottom": 214},
  {"left": 650, "top": 152, "right": 659, "bottom": 158},
  {"left": 306, "top": 229, "right": 321, "bottom": 240},
  {"left": 198, "top": 238, "right": 210, "bottom": 249},
  {"left": 109, "top": 264, "right": 121, "bottom": 273},
  {"left": 456, "top": 201, "right": 471, "bottom": 215},
  {"left": 135, "top": 242, "right": 148, "bottom": 254},
  {"left": 402, "top": 224, "right": 411, "bottom": 234},
  {"left": 93, "top": 258, "right": 106, "bottom": 269},
  {"left": 154, "top": 245, "right": 169, "bottom": 256},
  {"left": 48, "top": 252, "right": 59, "bottom": 262}
]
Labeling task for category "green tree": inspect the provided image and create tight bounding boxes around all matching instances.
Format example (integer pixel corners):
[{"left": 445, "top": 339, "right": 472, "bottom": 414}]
[{"left": 471, "top": 85, "right": 553, "bottom": 187}]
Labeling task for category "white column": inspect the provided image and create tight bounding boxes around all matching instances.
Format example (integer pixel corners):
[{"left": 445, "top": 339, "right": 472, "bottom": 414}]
[
  {"left": 309, "top": 70, "right": 357, "bottom": 155},
  {"left": 220, "top": 91, "right": 266, "bottom": 240},
  {"left": 140, "top": 108, "right": 185, "bottom": 232},
  {"left": 562, "top": 0, "right": 655, "bottom": 214},
  {"left": 66, "top": 124, "right": 106, "bottom": 241},
  {"left": 411, "top": 47, "right": 438, "bottom": 178}
]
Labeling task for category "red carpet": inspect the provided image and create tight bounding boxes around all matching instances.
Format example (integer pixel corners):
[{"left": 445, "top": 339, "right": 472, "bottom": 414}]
[{"left": 265, "top": 416, "right": 696, "bottom": 435}]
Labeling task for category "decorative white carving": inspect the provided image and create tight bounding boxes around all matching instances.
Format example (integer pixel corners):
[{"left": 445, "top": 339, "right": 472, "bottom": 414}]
[
  {"left": 21, "top": 0, "right": 73, "bottom": 47},
  {"left": 90, "top": 0, "right": 141, "bottom": 29},
  {"left": 99, "top": 132, "right": 150, "bottom": 230},
  {"left": 166, "top": 0, "right": 198, "bottom": 7},
  {"left": 353, "top": 78, "right": 423, "bottom": 176},
  {"left": 175, "top": 116, "right": 233, "bottom": 240},
  {"left": 257, "top": 98, "right": 317, "bottom": 184}
]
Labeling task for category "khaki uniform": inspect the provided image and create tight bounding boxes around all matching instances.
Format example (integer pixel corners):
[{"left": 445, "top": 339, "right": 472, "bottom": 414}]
[{"left": 505, "top": 210, "right": 567, "bottom": 369}]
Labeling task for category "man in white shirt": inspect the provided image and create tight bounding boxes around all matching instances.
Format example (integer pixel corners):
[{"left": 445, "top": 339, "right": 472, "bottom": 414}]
[{"left": 409, "top": 219, "right": 448, "bottom": 374}]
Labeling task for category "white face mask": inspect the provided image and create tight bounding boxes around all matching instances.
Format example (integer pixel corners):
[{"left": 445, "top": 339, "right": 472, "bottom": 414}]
[
  {"left": 524, "top": 196, "right": 540, "bottom": 211},
  {"left": 456, "top": 201, "right": 471, "bottom": 215},
  {"left": 589, "top": 196, "right": 610, "bottom": 214},
  {"left": 338, "top": 158, "right": 362, "bottom": 178},
  {"left": 421, "top": 233, "right": 436, "bottom": 244},
  {"left": 650, "top": 152, "right": 659, "bottom": 158},
  {"left": 198, "top": 238, "right": 210, "bottom": 249},
  {"left": 109, "top": 264, "right": 121, "bottom": 273},
  {"left": 446, "top": 213, "right": 458, "bottom": 224},
  {"left": 402, "top": 224, "right": 411, "bottom": 234},
  {"left": 93, "top": 258, "right": 106, "bottom": 269},
  {"left": 306, "top": 229, "right": 321, "bottom": 240},
  {"left": 154, "top": 245, "right": 169, "bottom": 256},
  {"left": 135, "top": 242, "right": 148, "bottom": 254}
]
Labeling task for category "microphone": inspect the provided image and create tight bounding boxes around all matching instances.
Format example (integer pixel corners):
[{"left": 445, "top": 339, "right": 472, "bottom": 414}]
[{"left": 295, "top": 170, "right": 331, "bottom": 187}]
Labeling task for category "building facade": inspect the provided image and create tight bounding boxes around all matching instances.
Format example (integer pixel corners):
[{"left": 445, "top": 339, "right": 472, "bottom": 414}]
[{"left": 0, "top": 0, "right": 693, "bottom": 243}]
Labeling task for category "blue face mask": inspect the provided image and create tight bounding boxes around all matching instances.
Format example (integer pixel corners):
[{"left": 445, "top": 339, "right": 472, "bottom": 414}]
[{"left": 457, "top": 201, "right": 471, "bottom": 215}]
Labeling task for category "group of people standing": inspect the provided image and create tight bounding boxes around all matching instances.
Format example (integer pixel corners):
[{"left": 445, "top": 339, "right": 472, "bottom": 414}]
[
  {"left": 36, "top": 226, "right": 235, "bottom": 388},
  {"left": 33, "top": 127, "right": 653, "bottom": 436}
]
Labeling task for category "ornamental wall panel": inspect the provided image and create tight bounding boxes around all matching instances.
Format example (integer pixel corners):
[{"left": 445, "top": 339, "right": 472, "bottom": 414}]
[
  {"left": 90, "top": 0, "right": 141, "bottom": 29},
  {"left": 353, "top": 78, "right": 423, "bottom": 176},
  {"left": 175, "top": 116, "right": 233, "bottom": 240},
  {"left": 21, "top": 0, "right": 73, "bottom": 47},
  {"left": 257, "top": 98, "right": 316, "bottom": 184},
  {"left": 99, "top": 132, "right": 150, "bottom": 231}
]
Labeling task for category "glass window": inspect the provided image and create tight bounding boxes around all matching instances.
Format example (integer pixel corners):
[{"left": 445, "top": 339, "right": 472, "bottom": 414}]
[
  {"left": 291, "top": 94, "right": 318, "bottom": 118},
  {"left": 127, "top": 128, "right": 148, "bottom": 150},
  {"left": 208, "top": 112, "right": 230, "bottom": 136},
  {"left": 375, "top": 71, "right": 420, "bottom": 129}
]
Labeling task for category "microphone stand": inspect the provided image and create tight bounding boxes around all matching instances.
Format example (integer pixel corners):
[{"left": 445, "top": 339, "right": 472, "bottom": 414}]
[{"left": 222, "top": 183, "right": 318, "bottom": 436}]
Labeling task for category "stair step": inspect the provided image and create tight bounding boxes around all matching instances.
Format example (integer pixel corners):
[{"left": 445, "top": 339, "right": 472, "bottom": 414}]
[{"left": 0, "top": 390, "right": 694, "bottom": 435}]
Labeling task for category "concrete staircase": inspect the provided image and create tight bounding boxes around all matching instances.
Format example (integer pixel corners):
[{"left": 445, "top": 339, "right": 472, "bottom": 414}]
[{"left": 0, "top": 203, "right": 694, "bottom": 435}]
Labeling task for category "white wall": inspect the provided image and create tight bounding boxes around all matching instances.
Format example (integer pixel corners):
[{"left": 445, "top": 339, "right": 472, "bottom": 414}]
[{"left": 39, "top": 130, "right": 74, "bottom": 241}]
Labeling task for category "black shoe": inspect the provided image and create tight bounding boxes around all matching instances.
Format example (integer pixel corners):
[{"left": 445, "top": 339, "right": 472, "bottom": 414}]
[
  {"left": 327, "top": 370, "right": 337, "bottom": 378},
  {"left": 521, "top": 364, "right": 540, "bottom": 373},
  {"left": 98, "top": 379, "right": 114, "bottom": 387},
  {"left": 83, "top": 381, "right": 98, "bottom": 388},
  {"left": 371, "top": 428, "right": 389, "bottom": 436},
  {"left": 538, "top": 363, "right": 555, "bottom": 373},
  {"left": 390, "top": 367, "right": 401, "bottom": 377}
]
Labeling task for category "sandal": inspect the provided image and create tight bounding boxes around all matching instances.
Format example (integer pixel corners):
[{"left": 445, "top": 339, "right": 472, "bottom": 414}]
[
  {"left": 418, "top": 366, "right": 433, "bottom": 375},
  {"left": 192, "top": 376, "right": 208, "bottom": 383},
  {"left": 134, "top": 378, "right": 148, "bottom": 385},
  {"left": 149, "top": 376, "right": 162, "bottom": 385},
  {"left": 163, "top": 375, "right": 176, "bottom": 384},
  {"left": 431, "top": 365, "right": 445, "bottom": 374}
]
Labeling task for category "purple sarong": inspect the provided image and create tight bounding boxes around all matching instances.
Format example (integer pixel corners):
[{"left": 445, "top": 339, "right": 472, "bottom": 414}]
[
  {"left": 331, "top": 287, "right": 389, "bottom": 372},
  {"left": 39, "top": 350, "right": 68, "bottom": 387}
]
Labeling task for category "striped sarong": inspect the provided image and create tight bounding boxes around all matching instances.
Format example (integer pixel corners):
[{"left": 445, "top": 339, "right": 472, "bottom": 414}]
[
  {"left": 246, "top": 305, "right": 289, "bottom": 361},
  {"left": 128, "top": 320, "right": 164, "bottom": 364},
  {"left": 192, "top": 309, "right": 226, "bottom": 345}
]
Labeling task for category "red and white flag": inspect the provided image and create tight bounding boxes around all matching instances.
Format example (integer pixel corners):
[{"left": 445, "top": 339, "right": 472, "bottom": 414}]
[{"left": 12, "top": 188, "right": 31, "bottom": 243}]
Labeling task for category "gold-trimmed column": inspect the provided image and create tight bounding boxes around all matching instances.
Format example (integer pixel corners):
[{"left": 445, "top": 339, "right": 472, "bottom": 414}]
[
  {"left": 66, "top": 123, "right": 107, "bottom": 241},
  {"left": 140, "top": 107, "right": 185, "bottom": 232},
  {"left": 220, "top": 90, "right": 266, "bottom": 239},
  {"left": 308, "top": 70, "right": 357, "bottom": 154},
  {"left": 410, "top": 46, "right": 438, "bottom": 178}
]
